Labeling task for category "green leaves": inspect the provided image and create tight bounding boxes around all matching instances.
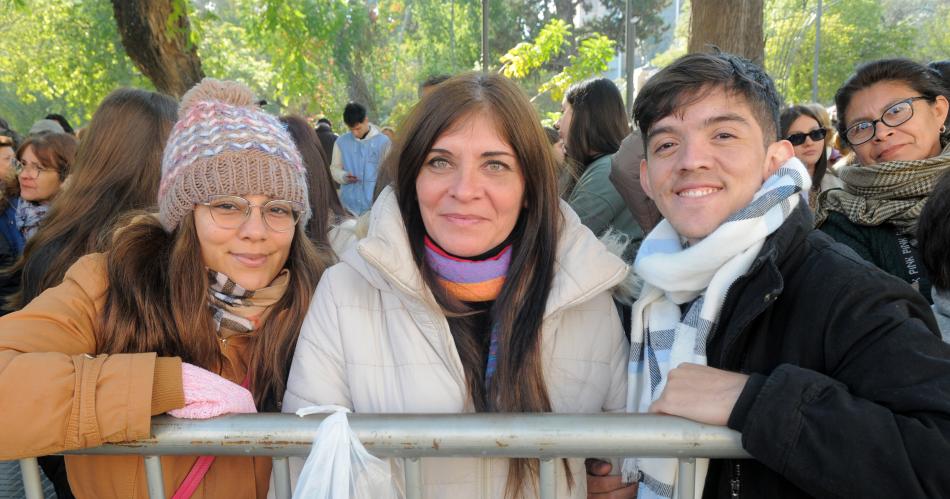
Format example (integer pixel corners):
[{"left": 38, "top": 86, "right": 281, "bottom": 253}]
[{"left": 500, "top": 19, "right": 616, "bottom": 104}]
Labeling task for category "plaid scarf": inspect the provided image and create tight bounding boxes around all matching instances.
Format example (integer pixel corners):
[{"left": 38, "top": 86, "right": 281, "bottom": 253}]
[
  {"left": 207, "top": 269, "right": 289, "bottom": 336},
  {"left": 815, "top": 140, "right": 950, "bottom": 234},
  {"left": 622, "top": 158, "right": 810, "bottom": 499},
  {"left": 424, "top": 236, "right": 510, "bottom": 385},
  {"left": 14, "top": 198, "right": 49, "bottom": 240}
]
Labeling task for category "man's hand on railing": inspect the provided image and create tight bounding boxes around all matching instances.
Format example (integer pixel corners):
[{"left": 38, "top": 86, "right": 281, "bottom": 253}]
[
  {"left": 167, "top": 363, "right": 257, "bottom": 419},
  {"left": 648, "top": 362, "right": 749, "bottom": 426},
  {"left": 586, "top": 458, "right": 638, "bottom": 498}
]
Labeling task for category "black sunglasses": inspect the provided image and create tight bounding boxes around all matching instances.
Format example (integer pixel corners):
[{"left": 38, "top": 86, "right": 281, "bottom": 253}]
[{"left": 786, "top": 128, "right": 827, "bottom": 146}]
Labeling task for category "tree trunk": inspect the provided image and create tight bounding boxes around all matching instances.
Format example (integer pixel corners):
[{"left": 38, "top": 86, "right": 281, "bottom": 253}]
[
  {"left": 688, "top": 0, "right": 764, "bottom": 65},
  {"left": 111, "top": 0, "right": 204, "bottom": 97}
]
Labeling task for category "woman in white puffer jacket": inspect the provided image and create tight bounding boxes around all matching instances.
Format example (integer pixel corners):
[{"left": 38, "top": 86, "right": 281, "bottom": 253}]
[{"left": 283, "top": 72, "right": 629, "bottom": 499}]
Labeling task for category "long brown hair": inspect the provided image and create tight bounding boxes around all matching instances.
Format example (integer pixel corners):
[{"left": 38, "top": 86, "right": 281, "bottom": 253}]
[
  {"left": 97, "top": 212, "right": 331, "bottom": 410},
  {"left": 389, "top": 72, "right": 567, "bottom": 497},
  {"left": 563, "top": 77, "right": 629, "bottom": 169},
  {"left": 278, "top": 115, "right": 349, "bottom": 240},
  {"left": 10, "top": 89, "right": 177, "bottom": 310}
]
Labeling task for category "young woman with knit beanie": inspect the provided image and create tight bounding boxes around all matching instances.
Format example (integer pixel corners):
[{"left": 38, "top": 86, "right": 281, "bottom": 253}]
[
  {"left": 816, "top": 59, "right": 950, "bottom": 303},
  {"left": 0, "top": 78, "right": 334, "bottom": 498},
  {"left": 283, "top": 73, "right": 629, "bottom": 498}
]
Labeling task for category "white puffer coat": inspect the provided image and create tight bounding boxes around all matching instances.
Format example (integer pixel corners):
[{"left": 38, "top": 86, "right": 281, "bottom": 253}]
[{"left": 283, "top": 187, "right": 629, "bottom": 498}]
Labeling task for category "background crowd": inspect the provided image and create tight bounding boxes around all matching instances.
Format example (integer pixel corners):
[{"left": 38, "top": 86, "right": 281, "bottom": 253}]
[{"left": 0, "top": 52, "right": 948, "bottom": 499}]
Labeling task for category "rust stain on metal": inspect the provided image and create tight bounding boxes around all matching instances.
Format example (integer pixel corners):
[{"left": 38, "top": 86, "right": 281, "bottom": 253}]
[
  {"left": 432, "top": 439, "right": 440, "bottom": 450},
  {"left": 495, "top": 440, "right": 509, "bottom": 448}
]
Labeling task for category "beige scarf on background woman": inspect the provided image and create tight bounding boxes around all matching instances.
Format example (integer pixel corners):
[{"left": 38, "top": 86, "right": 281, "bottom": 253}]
[{"left": 815, "top": 140, "right": 950, "bottom": 234}]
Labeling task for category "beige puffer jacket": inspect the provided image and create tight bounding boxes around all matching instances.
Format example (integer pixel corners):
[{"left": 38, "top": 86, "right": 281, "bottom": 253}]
[{"left": 283, "top": 188, "right": 630, "bottom": 498}]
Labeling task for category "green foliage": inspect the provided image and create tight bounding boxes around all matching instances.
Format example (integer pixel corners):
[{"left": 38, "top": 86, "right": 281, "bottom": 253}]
[
  {"left": 500, "top": 19, "right": 616, "bottom": 104},
  {"left": 765, "top": 0, "right": 915, "bottom": 104},
  {"left": 500, "top": 20, "right": 571, "bottom": 79},
  {"left": 539, "top": 34, "right": 617, "bottom": 103},
  {"left": 0, "top": 0, "right": 150, "bottom": 133}
]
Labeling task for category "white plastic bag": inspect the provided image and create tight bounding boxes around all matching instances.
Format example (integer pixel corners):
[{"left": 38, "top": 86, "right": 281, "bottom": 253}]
[{"left": 293, "top": 405, "right": 401, "bottom": 499}]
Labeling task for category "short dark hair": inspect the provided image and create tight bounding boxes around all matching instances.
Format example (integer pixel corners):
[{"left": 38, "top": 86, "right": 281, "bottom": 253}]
[
  {"left": 835, "top": 58, "right": 950, "bottom": 142},
  {"left": 45, "top": 114, "right": 74, "bottom": 135},
  {"left": 317, "top": 117, "right": 332, "bottom": 126},
  {"left": 563, "top": 77, "right": 630, "bottom": 166},
  {"left": 928, "top": 60, "right": 950, "bottom": 97},
  {"left": 343, "top": 102, "right": 367, "bottom": 127},
  {"left": 633, "top": 52, "right": 783, "bottom": 153},
  {"left": 918, "top": 169, "right": 950, "bottom": 290}
]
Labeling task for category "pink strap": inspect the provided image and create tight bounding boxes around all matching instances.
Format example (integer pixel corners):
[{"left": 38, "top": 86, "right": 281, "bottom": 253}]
[{"left": 170, "top": 373, "right": 252, "bottom": 499}]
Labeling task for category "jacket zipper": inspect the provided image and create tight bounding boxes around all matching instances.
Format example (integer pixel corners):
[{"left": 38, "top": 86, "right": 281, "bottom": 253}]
[{"left": 730, "top": 461, "right": 741, "bottom": 498}]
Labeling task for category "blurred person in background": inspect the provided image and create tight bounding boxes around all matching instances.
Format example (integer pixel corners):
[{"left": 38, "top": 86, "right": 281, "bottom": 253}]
[{"left": 557, "top": 77, "right": 643, "bottom": 258}]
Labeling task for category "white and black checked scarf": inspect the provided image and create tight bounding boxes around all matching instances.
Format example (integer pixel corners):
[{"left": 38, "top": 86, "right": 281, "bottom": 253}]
[
  {"left": 208, "top": 270, "right": 257, "bottom": 334},
  {"left": 622, "top": 158, "right": 811, "bottom": 499}
]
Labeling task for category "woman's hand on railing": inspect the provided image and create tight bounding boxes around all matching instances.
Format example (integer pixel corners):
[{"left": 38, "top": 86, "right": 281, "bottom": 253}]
[
  {"left": 167, "top": 363, "right": 257, "bottom": 419},
  {"left": 586, "top": 458, "right": 638, "bottom": 498}
]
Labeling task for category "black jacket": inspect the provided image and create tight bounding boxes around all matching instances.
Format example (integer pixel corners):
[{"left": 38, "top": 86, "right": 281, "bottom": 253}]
[{"left": 702, "top": 205, "right": 950, "bottom": 499}]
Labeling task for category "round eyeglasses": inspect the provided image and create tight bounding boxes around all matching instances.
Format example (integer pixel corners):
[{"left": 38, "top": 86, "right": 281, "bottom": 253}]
[
  {"left": 199, "top": 195, "right": 303, "bottom": 232},
  {"left": 13, "top": 158, "right": 54, "bottom": 178},
  {"left": 786, "top": 128, "right": 827, "bottom": 146},
  {"left": 844, "top": 96, "right": 931, "bottom": 146}
]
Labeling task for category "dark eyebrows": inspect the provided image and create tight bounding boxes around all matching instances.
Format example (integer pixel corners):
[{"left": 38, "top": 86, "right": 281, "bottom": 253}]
[
  {"left": 646, "top": 112, "right": 751, "bottom": 142},
  {"left": 703, "top": 113, "right": 750, "bottom": 128},
  {"left": 428, "top": 147, "right": 515, "bottom": 158}
]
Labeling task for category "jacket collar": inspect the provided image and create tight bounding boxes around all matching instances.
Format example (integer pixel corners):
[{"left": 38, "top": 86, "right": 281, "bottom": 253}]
[{"left": 345, "top": 187, "right": 629, "bottom": 318}]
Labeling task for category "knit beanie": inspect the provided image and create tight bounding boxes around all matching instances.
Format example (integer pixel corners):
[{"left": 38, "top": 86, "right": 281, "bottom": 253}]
[{"left": 158, "top": 78, "right": 309, "bottom": 232}]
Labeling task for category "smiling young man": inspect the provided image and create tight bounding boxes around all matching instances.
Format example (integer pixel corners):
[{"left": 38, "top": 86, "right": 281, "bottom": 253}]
[{"left": 617, "top": 52, "right": 950, "bottom": 499}]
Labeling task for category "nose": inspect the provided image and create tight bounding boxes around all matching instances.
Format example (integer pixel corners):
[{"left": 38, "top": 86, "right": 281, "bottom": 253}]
[
  {"left": 871, "top": 120, "right": 894, "bottom": 142},
  {"left": 237, "top": 206, "right": 269, "bottom": 239},
  {"left": 677, "top": 139, "right": 712, "bottom": 172},
  {"left": 448, "top": 164, "right": 481, "bottom": 202}
]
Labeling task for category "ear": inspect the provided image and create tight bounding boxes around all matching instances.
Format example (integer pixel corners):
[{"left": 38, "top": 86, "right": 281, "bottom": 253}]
[
  {"left": 639, "top": 158, "right": 654, "bottom": 199},
  {"left": 763, "top": 139, "right": 795, "bottom": 180},
  {"left": 932, "top": 95, "right": 949, "bottom": 126}
]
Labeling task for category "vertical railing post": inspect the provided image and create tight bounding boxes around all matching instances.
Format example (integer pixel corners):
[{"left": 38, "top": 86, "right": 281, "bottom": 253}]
[
  {"left": 539, "top": 459, "right": 556, "bottom": 499},
  {"left": 404, "top": 457, "right": 423, "bottom": 499},
  {"left": 272, "top": 457, "right": 292, "bottom": 499},
  {"left": 143, "top": 456, "right": 165, "bottom": 499},
  {"left": 677, "top": 458, "right": 696, "bottom": 499},
  {"left": 19, "top": 458, "right": 44, "bottom": 499}
]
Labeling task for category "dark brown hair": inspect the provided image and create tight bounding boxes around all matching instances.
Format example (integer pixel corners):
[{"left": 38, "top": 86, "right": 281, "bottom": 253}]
[
  {"left": 10, "top": 89, "right": 177, "bottom": 310},
  {"left": 563, "top": 77, "right": 630, "bottom": 168},
  {"left": 835, "top": 58, "right": 950, "bottom": 143},
  {"left": 278, "top": 115, "right": 349, "bottom": 242},
  {"left": 781, "top": 104, "right": 829, "bottom": 190},
  {"left": 15, "top": 132, "right": 77, "bottom": 181},
  {"left": 97, "top": 212, "right": 331, "bottom": 410},
  {"left": 918, "top": 169, "right": 950, "bottom": 290},
  {"left": 634, "top": 52, "right": 783, "bottom": 150},
  {"left": 388, "top": 72, "right": 567, "bottom": 497}
]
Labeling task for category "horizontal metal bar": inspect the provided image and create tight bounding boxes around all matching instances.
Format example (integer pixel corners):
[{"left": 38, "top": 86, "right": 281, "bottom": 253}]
[{"left": 65, "top": 413, "right": 749, "bottom": 459}]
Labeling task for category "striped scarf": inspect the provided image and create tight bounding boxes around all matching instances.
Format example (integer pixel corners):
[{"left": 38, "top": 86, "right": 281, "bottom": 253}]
[
  {"left": 622, "top": 158, "right": 811, "bottom": 499},
  {"left": 815, "top": 140, "right": 950, "bottom": 234},
  {"left": 424, "top": 236, "right": 510, "bottom": 384},
  {"left": 207, "top": 269, "right": 289, "bottom": 335}
]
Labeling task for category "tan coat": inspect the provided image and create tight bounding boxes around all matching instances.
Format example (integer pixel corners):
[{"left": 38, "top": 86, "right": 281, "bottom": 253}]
[
  {"left": 283, "top": 188, "right": 630, "bottom": 498},
  {"left": 0, "top": 253, "right": 272, "bottom": 498}
]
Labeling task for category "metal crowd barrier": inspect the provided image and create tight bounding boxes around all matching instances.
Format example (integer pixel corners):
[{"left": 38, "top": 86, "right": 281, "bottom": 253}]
[{"left": 18, "top": 413, "right": 749, "bottom": 499}]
